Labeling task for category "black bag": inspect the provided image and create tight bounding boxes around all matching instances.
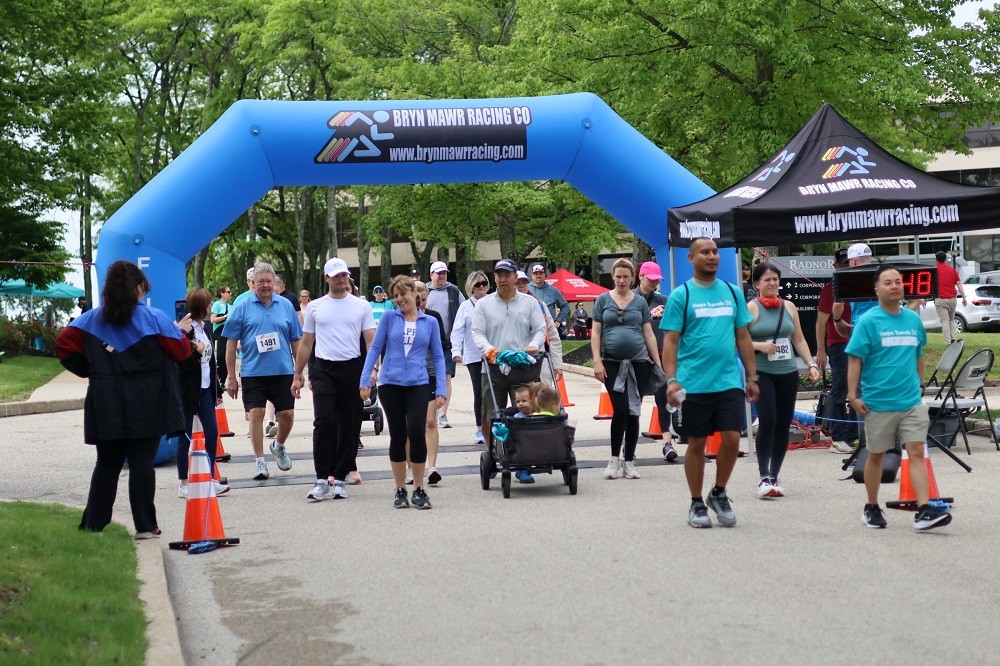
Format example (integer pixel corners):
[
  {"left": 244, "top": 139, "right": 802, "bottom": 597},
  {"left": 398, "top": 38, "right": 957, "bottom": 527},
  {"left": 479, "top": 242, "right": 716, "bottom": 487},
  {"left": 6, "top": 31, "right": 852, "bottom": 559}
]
[
  {"left": 815, "top": 388, "right": 834, "bottom": 432},
  {"left": 851, "top": 447, "right": 901, "bottom": 483}
]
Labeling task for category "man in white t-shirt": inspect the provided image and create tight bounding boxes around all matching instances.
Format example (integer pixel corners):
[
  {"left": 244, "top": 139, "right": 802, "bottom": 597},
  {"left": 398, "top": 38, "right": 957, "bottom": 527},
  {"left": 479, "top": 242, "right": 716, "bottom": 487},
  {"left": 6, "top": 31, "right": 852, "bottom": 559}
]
[{"left": 292, "top": 258, "right": 377, "bottom": 501}]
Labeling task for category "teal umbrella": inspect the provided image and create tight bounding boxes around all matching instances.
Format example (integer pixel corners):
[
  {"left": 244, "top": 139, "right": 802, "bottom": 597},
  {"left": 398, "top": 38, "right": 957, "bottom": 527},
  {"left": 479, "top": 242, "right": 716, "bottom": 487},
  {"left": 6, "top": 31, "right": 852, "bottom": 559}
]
[{"left": 0, "top": 279, "right": 85, "bottom": 299}]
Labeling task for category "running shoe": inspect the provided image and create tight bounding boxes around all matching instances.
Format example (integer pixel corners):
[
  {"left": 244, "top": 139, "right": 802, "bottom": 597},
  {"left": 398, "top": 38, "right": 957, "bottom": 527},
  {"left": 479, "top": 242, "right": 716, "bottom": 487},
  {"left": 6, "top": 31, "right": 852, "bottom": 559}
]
[
  {"left": 411, "top": 487, "right": 432, "bottom": 509},
  {"left": 307, "top": 480, "right": 331, "bottom": 501},
  {"left": 662, "top": 443, "right": 678, "bottom": 462},
  {"left": 603, "top": 458, "right": 622, "bottom": 479},
  {"left": 253, "top": 460, "right": 269, "bottom": 480},
  {"left": 265, "top": 421, "right": 278, "bottom": 438},
  {"left": 756, "top": 477, "right": 774, "bottom": 499},
  {"left": 270, "top": 442, "right": 292, "bottom": 471},
  {"left": 474, "top": 428, "right": 485, "bottom": 445},
  {"left": 914, "top": 505, "right": 952, "bottom": 531},
  {"left": 427, "top": 468, "right": 442, "bottom": 485},
  {"left": 177, "top": 481, "right": 189, "bottom": 499},
  {"left": 213, "top": 480, "right": 230, "bottom": 496},
  {"left": 394, "top": 488, "right": 409, "bottom": 509},
  {"left": 405, "top": 467, "right": 414, "bottom": 485},
  {"left": 438, "top": 413, "right": 451, "bottom": 428},
  {"left": 770, "top": 477, "right": 784, "bottom": 498},
  {"left": 707, "top": 488, "right": 737, "bottom": 526},
  {"left": 862, "top": 503, "right": 887, "bottom": 528},
  {"left": 515, "top": 469, "right": 535, "bottom": 484},
  {"left": 688, "top": 500, "right": 712, "bottom": 528},
  {"left": 346, "top": 471, "right": 362, "bottom": 485},
  {"left": 622, "top": 460, "right": 640, "bottom": 479},
  {"left": 134, "top": 528, "right": 162, "bottom": 540},
  {"left": 332, "top": 480, "right": 348, "bottom": 499},
  {"left": 830, "top": 440, "right": 855, "bottom": 454}
]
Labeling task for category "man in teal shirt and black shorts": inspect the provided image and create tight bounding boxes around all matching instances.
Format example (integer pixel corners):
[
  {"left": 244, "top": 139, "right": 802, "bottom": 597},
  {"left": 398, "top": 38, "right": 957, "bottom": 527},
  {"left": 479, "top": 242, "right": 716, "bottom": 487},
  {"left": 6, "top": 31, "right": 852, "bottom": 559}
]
[
  {"left": 846, "top": 264, "right": 951, "bottom": 531},
  {"left": 661, "top": 238, "right": 759, "bottom": 528}
]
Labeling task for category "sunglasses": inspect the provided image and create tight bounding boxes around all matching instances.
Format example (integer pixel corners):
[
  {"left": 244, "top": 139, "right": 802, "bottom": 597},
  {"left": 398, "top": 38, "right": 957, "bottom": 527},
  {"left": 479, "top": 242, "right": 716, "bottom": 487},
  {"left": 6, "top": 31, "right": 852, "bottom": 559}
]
[
  {"left": 222, "top": 290, "right": 231, "bottom": 293},
  {"left": 473, "top": 281, "right": 489, "bottom": 289},
  {"left": 616, "top": 308, "right": 625, "bottom": 324}
]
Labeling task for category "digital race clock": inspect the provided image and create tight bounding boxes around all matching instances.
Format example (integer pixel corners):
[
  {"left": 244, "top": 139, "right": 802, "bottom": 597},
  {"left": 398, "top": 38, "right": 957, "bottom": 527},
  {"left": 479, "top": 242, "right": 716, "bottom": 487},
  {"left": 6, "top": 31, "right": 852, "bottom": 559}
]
[{"left": 832, "top": 263, "right": 938, "bottom": 302}]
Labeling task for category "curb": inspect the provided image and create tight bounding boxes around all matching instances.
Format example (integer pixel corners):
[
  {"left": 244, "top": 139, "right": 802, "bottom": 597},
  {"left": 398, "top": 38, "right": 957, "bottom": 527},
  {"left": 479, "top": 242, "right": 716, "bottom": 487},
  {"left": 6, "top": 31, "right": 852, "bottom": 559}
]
[
  {"left": 136, "top": 539, "right": 185, "bottom": 665},
  {"left": 0, "top": 398, "right": 84, "bottom": 418}
]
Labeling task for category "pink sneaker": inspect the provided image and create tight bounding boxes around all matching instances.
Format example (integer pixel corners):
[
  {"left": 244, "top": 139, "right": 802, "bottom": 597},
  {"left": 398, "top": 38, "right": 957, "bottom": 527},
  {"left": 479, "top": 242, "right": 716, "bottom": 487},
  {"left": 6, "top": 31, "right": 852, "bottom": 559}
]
[{"left": 346, "top": 470, "right": 362, "bottom": 485}]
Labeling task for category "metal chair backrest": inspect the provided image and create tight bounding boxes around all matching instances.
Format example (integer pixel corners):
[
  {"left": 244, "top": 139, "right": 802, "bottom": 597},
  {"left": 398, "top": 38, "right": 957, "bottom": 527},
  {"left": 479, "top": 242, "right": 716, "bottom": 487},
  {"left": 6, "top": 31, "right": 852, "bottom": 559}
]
[
  {"left": 953, "top": 348, "right": 994, "bottom": 394},
  {"left": 926, "top": 339, "right": 966, "bottom": 396}
]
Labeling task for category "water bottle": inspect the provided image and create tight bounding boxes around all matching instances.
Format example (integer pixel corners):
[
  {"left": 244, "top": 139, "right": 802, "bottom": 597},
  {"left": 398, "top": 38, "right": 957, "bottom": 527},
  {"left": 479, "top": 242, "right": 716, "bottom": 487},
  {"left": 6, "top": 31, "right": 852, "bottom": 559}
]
[{"left": 665, "top": 389, "right": 686, "bottom": 413}]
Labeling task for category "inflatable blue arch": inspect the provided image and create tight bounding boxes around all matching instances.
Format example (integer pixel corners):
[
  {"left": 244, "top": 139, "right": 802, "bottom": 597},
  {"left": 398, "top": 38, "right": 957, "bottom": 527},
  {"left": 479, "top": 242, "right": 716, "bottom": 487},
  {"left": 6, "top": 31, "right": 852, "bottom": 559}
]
[{"left": 96, "top": 92, "right": 734, "bottom": 311}]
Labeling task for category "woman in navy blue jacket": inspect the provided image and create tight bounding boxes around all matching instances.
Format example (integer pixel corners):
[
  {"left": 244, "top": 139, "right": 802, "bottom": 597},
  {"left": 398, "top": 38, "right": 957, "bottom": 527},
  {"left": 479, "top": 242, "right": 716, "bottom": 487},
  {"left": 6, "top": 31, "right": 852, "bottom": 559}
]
[{"left": 361, "top": 275, "right": 446, "bottom": 509}]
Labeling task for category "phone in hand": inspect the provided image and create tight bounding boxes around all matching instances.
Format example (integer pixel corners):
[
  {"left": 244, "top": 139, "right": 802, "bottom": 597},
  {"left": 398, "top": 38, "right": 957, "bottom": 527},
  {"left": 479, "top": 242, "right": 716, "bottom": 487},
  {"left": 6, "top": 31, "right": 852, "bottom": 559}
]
[{"left": 174, "top": 299, "right": 188, "bottom": 322}]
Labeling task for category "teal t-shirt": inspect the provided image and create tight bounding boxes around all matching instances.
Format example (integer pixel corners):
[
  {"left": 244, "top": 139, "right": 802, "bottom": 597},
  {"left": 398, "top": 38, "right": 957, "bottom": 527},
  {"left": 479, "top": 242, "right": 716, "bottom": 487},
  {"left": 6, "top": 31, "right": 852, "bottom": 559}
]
[
  {"left": 594, "top": 292, "right": 651, "bottom": 360},
  {"left": 211, "top": 299, "right": 230, "bottom": 333},
  {"left": 660, "top": 280, "right": 752, "bottom": 394},
  {"left": 844, "top": 305, "right": 925, "bottom": 412},
  {"left": 370, "top": 300, "right": 396, "bottom": 323}
]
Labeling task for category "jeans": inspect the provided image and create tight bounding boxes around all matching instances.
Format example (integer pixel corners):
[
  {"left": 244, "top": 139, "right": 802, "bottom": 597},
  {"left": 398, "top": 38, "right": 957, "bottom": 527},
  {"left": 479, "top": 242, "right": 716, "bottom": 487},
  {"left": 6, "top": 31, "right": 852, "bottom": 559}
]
[{"left": 827, "top": 343, "right": 859, "bottom": 442}]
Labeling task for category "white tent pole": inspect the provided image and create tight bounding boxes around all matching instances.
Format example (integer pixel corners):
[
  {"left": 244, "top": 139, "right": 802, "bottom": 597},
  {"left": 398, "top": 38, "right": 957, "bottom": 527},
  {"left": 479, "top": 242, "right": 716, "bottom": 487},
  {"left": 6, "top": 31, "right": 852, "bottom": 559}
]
[{"left": 738, "top": 249, "right": 755, "bottom": 459}]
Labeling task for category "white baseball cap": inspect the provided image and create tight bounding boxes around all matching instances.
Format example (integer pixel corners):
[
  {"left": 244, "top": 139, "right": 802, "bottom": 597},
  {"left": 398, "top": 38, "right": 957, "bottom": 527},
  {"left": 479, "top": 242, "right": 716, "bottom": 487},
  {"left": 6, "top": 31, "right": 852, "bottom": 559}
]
[
  {"left": 430, "top": 261, "right": 448, "bottom": 274},
  {"left": 516, "top": 271, "right": 529, "bottom": 282},
  {"left": 847, "top": 243, "right": 872, "bottom": 260},
  {"left": 531, "top": 264, "right": 546, "bottom": 273},
  {"left": 323, "top": 257, "right": 350, "bottom": 277}
]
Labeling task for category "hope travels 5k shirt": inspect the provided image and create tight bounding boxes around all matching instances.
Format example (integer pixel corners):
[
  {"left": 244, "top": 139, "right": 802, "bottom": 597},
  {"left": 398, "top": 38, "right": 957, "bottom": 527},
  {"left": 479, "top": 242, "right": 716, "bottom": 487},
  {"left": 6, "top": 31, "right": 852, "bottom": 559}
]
[
  {"left": 845, "top": 306, "right": 925, "bottom": 412},
  {"left": 661, "top": 280, "right": 752, "bottom": 394}
]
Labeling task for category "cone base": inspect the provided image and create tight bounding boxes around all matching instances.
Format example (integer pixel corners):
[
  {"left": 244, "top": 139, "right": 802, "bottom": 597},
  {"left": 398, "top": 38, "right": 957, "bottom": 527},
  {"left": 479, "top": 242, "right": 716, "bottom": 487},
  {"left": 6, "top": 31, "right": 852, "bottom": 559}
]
[
  {"left": 169, "top": 537, "right": 240, "bottom": 550},
  {"left": 215, "top": 453, "right": 231, "bottom": 462},
  {"left": 641, "top": 431, "right": 664, "bottom": 440},
  {"left": 593, "top": 415, "right": 612, "bottom": 420},
  {"left": 219, "top": 432, "right": 234, "bottom": 438},
  {"left": 886, "top": 497, "right": 954, "bottom": 511}
]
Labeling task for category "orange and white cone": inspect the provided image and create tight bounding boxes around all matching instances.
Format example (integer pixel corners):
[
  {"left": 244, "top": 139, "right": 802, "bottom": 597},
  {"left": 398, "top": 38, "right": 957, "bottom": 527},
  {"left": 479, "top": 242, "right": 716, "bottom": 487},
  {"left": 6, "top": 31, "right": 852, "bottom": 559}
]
[
  {"left": 168, "top": 426, "right": 240, "bottom": 550},
  {"left": 556, "top": 374, "right": 575, "bottom": 407},
  {"left": 593, "top": 384, "right": 614, "bottom": 420},
  {"left": 642, "top": 407, "right": 664, "bottom": 440},
  {"left": 215, "top": 403, "right": 234, "bottom": 438},
  {"left": 886, "top": 444, "right": 953, "bottom": 510},
  {"left": 704, "top": 432, "right": 722, "bottom": 459}
]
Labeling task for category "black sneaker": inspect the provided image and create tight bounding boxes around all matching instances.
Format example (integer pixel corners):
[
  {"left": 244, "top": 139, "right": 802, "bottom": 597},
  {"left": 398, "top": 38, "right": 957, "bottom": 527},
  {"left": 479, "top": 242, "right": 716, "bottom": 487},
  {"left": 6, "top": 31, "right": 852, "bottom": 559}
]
[
  {"left": 914, "top": 505, "right": 952, "bottom": 531},
  {"left": 862, "top": 503, "right": 887, "bottom": 528},
  {"left": 662, "top": 443, "right": 678, "bottom": 462},
  {"left": 394, "top": 488, "right": 409, "bottom": 509},
  {"left": 411, "top": 487, "right": 432, "bottom": 510}
]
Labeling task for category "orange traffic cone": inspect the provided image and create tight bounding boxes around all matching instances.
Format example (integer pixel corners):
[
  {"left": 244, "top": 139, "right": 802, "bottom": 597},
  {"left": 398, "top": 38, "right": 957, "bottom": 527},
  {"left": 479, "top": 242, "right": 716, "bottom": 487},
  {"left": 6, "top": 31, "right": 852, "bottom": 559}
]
[
  {"left": 168, "top": 430, "right": 239, "bottom": 551},
  {"left": 216, "top": 404, "right": 234, "bottom": 438},
  {"left": 642, "top": 407, "right": 664, "bottom": 440},
  {"left": 556, "top": 374, "right": 575, "bottom": 407},
  {"left": 886, "top": 445, "right": 953, "bottom": 510},
  {"left": 215, "top": 434, "right": 231, "bottom": 462},
  {"left": 704, "top": 432, "right": 722, "bottom": 459},
  {"left": 593, "top": 384, "right": 614, "bottom": 420}
]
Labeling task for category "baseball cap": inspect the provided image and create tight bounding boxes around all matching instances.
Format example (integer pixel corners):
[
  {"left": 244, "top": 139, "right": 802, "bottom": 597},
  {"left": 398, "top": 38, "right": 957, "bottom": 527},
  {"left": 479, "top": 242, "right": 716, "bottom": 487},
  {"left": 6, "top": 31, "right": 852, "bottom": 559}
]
[
  {"left": 372, "top": 285, "right": 384, "bottom": 293},
  {"left": 246, "top": 267, "right": 255, "bottom": 280},
  {"left": 323, "top": 257, "right": 350, "bottom": 277},
  {"left": 638, "top": 261, "right": 663, "bottom": 281},
  {"left": 409, "top": 269, "right": 420, "bottom": 277},
  {"left": 494, "top": 258, "right": 517, "bottom": 273},
  {"left": 516, "top": 271, "right": 529, "bottom": 282},
  {"left": 531, "top": 263, "right": 546, "bottom": 273},
  {"left": 847, "top": 243, "right": 872, "bottom": 260},
  {"left": 430, "top": 261, "right": 448, "bottom": 274},
  {"left": 833, "top": 248, "right": 849, "bottom": 265}
]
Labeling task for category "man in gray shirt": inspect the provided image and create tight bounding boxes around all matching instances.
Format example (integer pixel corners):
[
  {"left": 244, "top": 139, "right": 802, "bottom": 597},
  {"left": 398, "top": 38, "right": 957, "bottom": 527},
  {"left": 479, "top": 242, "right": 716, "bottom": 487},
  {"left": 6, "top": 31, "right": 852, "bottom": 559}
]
[
  {"left": 527, "top": 263, "right": 569, "bottom": 337},
  {"left": 425, "top": 260, "right": 465, "bottom": 428},
  {"left": 472, "top": 258, "right": 547, "bottom": 483}
]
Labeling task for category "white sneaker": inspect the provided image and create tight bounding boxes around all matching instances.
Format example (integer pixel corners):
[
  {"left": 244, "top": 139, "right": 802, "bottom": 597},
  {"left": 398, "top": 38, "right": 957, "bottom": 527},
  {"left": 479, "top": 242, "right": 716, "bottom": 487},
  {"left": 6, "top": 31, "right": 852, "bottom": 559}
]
[
  {"left": 771, "top": 478, "right": 785, "bottom": 497},
  {"left": 332, "top": 480, "right": 348, "bottom": 499},
  {"left": 830, "top": 440, "right": 855, "bottom": 454},
  {"left": 438, "top": 413, "right": 451, "bottom": 428},
  {"left": 757, "top": 477, "right": 774, "bottom": 499},
  {"left": 345, "top": 471, "right": 362, "bottom": 485},
  {"left": 604, "top": 457, "right": 622, "bottom": 479},
  {"left": 405, "top": 467, "right": 414, "bottom": 485},
  {"left": 270, "top": 441, "right": 292, "bottom": 471},
  {"left": 307, "top": 480, "right": 331, "bottom": 501},
  {"left": 622, "top": 460, "right": 640, "bottom": 479},
  {"left": 253, "top": 460, "right": 269, "bottom": 480},
  {"left": 474, "top": 428, "right": 485, "bottom": 444},
  {"left": 177, "top": 481, "right": 189, "bottom": 499},
  {"left": 213, "top": 479, "right": 230, "bottom": 495},
  {"left": 265, "top": 421, "right": 278, "bottom": 438}
]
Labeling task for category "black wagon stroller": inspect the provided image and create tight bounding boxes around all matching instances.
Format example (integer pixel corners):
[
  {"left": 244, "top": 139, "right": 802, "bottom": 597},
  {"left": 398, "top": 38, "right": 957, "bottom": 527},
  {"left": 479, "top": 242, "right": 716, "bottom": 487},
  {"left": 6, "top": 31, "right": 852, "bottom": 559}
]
[
  {"left": 478, "top": 352, "right": 578, "bottom": 498},
  {"left": 361, "top": 384, "right": 384, "bottom": 435}
]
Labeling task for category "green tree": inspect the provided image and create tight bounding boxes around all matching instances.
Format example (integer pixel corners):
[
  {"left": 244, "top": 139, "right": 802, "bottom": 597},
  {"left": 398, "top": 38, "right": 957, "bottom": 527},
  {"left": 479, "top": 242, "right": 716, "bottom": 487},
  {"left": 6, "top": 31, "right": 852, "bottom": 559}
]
[{"left": 0, "top": 208, "right": 70, "bottom": 288}]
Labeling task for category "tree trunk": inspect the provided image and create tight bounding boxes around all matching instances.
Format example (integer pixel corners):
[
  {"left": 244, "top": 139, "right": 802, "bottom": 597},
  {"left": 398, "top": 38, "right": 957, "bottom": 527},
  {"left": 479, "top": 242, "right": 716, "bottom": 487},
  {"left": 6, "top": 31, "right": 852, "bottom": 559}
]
[
  {"left": 79, "top": 175, "right": 93, "bottom": 302},
  {"left": 193, "top": 247, "right": 208, "bottom": 287},
  {"left": 357, "top": 201, "right": 370, "bottom": 294},
  {"left": 326, "top": 186, "right": 339, "bottom": 258},
  {"left": 632, "top": 237, "right": 653, "bottom": 267},
  {"left": 498, "top": 213, "right": 516, "bottom": 261},
  {"left": 380, "top": 223, "right": 392, "bottom": 286}
]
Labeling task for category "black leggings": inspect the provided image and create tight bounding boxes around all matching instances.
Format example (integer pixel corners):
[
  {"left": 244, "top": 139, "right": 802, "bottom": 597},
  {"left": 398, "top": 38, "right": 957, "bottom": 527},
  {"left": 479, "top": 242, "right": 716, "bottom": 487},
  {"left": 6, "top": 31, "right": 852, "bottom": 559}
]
[
  {"left": 80, "top": 436, "right": 159, "bottom": 533},
  {"left": 466, "top": 361, "right": 483, "bottom": 426},
  {"left": 379, "top": 384, "right": 430, "bottom": 464},
  {"left": 602, "top": 360, "right": 651, "bottom": 461},
  {"left": 755, "top": 370, "right": 799, "bottom": 478},
  {"left": 178, "top": 387, "right": 220, "bottom": 480}
]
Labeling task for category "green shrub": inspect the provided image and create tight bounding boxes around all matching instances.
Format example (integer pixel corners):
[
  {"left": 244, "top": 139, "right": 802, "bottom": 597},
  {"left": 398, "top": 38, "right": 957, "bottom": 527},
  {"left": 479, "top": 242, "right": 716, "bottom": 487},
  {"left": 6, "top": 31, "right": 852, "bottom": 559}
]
[{"left": 0, "top": 317, "right": 59, "bottom": 356}]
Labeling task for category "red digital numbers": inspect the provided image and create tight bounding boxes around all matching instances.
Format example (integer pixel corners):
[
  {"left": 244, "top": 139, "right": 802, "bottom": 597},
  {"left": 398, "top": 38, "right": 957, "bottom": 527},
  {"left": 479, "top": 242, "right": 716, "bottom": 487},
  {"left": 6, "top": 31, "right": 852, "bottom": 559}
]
[{"left": 901, "top": 269, "right": 933, "bottom": 297}]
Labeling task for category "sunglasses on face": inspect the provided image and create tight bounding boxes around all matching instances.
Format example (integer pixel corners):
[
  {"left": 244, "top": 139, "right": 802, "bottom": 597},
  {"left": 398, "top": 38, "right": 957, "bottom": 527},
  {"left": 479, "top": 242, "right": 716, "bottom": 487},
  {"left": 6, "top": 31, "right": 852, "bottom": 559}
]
[{"left": 473, "top": 281, "right": 488, "bottom": 289}]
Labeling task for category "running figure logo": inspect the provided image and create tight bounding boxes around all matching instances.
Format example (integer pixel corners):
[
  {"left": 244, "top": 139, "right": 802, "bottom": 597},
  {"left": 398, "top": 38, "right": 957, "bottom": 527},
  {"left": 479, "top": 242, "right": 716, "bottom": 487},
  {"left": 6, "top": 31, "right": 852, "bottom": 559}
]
[
  {"left": 315, "top": 111, "right": 395, "bottom": 163},
  {"left": 820, "top": 146, "right": 876, "bottom": 179},
  {"left": 753, "top": 149, "right": 796, "bottom": 183}
]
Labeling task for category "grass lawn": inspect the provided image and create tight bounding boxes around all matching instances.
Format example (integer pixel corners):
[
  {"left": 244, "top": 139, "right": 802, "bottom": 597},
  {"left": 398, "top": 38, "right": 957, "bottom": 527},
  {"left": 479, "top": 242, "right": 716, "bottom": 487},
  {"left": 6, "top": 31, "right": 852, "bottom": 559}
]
[
  {"left": 0, "top": 503, "right": 146, "bottom": 664},
  {"left": 0, "top": 356, "right": 64, "bottom": 402}
]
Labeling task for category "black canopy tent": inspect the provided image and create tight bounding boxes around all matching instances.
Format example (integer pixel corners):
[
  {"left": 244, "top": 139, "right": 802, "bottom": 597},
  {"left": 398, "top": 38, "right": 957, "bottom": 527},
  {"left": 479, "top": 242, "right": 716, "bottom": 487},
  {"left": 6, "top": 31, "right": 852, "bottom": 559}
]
[{"left": 668, "top": 103, "right": 1000, "bottom": 248}]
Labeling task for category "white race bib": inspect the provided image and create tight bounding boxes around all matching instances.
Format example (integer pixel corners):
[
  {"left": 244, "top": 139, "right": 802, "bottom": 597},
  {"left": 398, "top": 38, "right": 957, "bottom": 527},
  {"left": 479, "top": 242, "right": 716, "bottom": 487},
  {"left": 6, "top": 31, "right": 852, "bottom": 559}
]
[
  {"left": 768, "top": 337, "right": 792, "bottom": 362},
  {"left": 255, "top": 332, "right": 280, "bottom": 354}
]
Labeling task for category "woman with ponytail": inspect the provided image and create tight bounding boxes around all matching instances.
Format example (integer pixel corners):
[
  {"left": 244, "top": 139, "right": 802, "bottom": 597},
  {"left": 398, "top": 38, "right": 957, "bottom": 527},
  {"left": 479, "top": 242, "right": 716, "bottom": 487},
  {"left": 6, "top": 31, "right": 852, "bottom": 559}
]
[{"left": 747, "top": 262, "right": 820, "bottom": 499}]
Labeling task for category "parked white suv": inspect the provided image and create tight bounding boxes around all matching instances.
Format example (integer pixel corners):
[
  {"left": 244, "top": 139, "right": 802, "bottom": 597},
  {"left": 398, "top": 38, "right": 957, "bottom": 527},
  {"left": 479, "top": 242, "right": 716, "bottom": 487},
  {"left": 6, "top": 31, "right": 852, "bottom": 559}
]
[{"left": 919, "top": 284, "right": 1000, "bottom": 333}]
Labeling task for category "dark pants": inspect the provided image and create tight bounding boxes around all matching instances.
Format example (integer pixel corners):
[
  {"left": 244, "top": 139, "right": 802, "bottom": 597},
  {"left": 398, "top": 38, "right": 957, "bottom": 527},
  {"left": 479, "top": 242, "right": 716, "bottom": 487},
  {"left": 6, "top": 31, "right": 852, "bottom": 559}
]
[
  {"left": 379, "top": 384, "right": 430, "bottom": 463},
  {"left": 755, "top": 370, "right": 799, "bottom": 478},
  {"left": 654, "top": 382, "right": 669, "bottom": 433},
  {"left": 827, "top": 342, "right": 860, "bottom": 442},
  {"left": 466, "top": 361, "right": 483, "bottom": 427},
  {"left": 178, "top": 387, "right": 220, "bottom": 480},
  {"left": 574, "top": 325, "right": 588, "bottom": 339},
  {"left": 311, "top": 357, "right": 364, "bottom": 481},
  {"left": 80, "top": 437, "right": 159, "bottom": 533},
  {"left": 602, "top": 360, "right": 651, "bottom": 461},
  {"left": 214, "top": 336, "right": 227, "bottom": 388},
  {"left": 481, "top": 372, "right": 528, "bottom": 430}
]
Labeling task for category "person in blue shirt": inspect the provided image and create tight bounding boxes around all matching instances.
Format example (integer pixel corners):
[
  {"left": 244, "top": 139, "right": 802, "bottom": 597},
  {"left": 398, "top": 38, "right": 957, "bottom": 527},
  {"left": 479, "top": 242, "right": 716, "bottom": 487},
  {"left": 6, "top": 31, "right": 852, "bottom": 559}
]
[
  {"left": 222, "top": 262, "right": 303, "bottom": 481},
  {"left": 661, "top": 237, "right": 759, "bottom": 529},
  {"left": 360, "top": 275, "right": 446, "bottom": 510},
  {"left": 846, "top": 264, "right": 952, "bottom": 531},
  {"left": 369, "top": 284, "right": 396, "bottom": 322}
]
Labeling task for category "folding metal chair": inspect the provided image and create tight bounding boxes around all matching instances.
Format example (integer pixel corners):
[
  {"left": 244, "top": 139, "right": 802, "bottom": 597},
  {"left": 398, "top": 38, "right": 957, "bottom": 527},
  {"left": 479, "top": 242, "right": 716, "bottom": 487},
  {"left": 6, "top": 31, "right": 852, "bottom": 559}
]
[
  {"left": 923, "top": 339, "right": 965, "bottom": 400},
  {"left": 926, "top": 348, "right": 996, "bottom": 455}
]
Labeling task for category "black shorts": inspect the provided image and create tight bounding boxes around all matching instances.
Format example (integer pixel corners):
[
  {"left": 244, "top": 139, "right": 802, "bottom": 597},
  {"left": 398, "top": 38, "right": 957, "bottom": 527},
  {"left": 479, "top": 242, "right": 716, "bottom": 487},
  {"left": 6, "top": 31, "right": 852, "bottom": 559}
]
[
  {"left": 426, "top": 375, "right": 436, "bottom": 403},
  {"left": 678, "top": 388, "right": 745, "bottom": 438},
  {"left": 241, "top": 375, "right": 295, "bottom": 413}
]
